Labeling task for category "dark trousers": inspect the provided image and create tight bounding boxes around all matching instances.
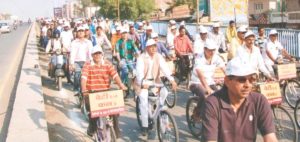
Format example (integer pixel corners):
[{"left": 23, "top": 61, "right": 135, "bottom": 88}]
[
  {"left": 189, "top": 84, "right": 218, "bottom": 110},
  {"left": 178, "top": 56, "right": 190, "bottom": 80}
]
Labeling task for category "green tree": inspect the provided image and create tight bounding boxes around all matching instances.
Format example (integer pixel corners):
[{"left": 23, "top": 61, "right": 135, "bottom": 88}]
[{"left": 92, "top": 0, "right": 155, "bottom": 20}]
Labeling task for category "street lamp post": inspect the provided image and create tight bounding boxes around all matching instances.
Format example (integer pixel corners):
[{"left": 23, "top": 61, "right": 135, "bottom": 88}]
[{"left": 117, "top": 0, "right": 120, "bottom": 20}]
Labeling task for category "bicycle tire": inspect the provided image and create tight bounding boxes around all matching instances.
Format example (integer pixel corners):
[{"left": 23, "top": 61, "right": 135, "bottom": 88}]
[
  {"left": 283, "top": 79, "right": 300, "bottom": 108},
  {"left": 165, "top": 81, "right": 177, "bottom": 108},
  {"left": 94, "top": 118, "right": 117, "bottom": 142},
  {"left": 294, "top": 99, "right": 300, "bottom": 128},
  {"left": 186, "top": 96, "right": 202, "bottom": 138},
  {"left": 273, "top": 105, "right": 298, "bottom": 142},
  {"left": 135, "top": 97, "right": 142, "bottom": 128},
  {"left": 157, "top": 110, "right": 179, "bottom": 142}
]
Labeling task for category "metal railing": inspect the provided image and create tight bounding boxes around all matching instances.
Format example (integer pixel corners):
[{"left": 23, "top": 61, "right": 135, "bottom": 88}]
[{"left": 151, "top": 21, "right": 300, "bottom": 57}]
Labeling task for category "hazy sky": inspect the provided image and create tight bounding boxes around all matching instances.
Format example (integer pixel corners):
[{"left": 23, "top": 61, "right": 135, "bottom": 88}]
[{"left": 0, "top": 0, "right": 66, "bottom": 20}]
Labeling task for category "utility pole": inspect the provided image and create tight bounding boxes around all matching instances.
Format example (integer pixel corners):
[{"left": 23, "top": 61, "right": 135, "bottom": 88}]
[
  {"left": 117, "top": 0, "right": 120, "bottom": 20},
  {"left": 196, "top": 0, "right": 199, "bottom": 27}
]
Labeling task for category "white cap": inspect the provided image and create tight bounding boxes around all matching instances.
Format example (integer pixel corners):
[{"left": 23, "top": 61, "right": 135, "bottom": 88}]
[
  {"left": 204, "top": 40, "right": 217, "bottom": 50},
  {"left": 237, "top": 26, "right": 247, "bottom": 33},
  {"left": 170, "top": 20, "right": 176, "bottom": 24},
  {"left": 170, "top": 25, "right": 176, "bottom": 30},
  {"left": 269, "top": 29, "right": 278, "bottom": 35},
  {"left": 180, "top": 21, "right": 185, "bottom": 26},
  {"left": 121, "top": 28, "right": 129, "bottom": 33},
  {"left": 199, "top": 26, "right": 208, "bottom": 34},
  {"left": 128, "top": 21, "right": 134, "bottom": 26},
  {"left": 225, "top": 57, "right": 256, "bottom": 76},
  {"left": 138, "top": 22, "right": 143, "bottom": 26},
  {"left": 146, "top": 25, "right": 153, "bottom": 30},
  {"left": 84, "top": 25, "right": 89, "bottom": 30},
  {"left": 116, "top": 26, "right": 121, "bottom": 31},
  {"left": 151, "top": 32, "right": 158, "bottom": 38},
  {"left": 244, "top": 30, "right": 255, "bottom": 39},
  {"left": 91, "top": 45, "right": 103, "bottom": 54},
  {"left": 106, "top": 18, "right": 109, "bottom": 20},
  {"left": 77, "top": 26, "right": 85, "bottom": 31},
  {"left": 63, "top": 23, "right": 70, "bottom": 27},
  {"left": 146, "top": 39, "right": 156, "bottom": 47},
  {"left": 213, "top": 23, "right": 220, "bottom": 28}
]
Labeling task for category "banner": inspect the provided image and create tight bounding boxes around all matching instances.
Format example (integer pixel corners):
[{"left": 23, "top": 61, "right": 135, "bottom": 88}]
[
  {"left": 89, "top": 90, "right": 125, "bottom": 118},
  {"left": 209, "top": 0, "right": 248, "bottom": 24}
]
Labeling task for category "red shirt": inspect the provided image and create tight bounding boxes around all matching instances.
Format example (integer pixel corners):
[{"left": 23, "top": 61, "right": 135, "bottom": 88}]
[
  {"left": 174, "top": 35, "right": 193, "bottom": 55},
  {"left": 81, "top": 60, "right": 118, "bottom": 92}
]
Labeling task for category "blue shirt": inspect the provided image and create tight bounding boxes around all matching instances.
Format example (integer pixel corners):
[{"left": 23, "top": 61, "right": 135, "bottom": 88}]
[{"left": 156, "top": 42, "right": 169, "bottom": 57}]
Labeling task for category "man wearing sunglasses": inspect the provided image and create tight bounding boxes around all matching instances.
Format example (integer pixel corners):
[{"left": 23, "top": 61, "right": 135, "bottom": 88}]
[{"left": 201, "top": 58, "right": 278, "bottom": 142}]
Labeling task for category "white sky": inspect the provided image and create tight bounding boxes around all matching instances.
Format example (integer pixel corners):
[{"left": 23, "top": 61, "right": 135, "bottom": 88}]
[{"left": 0, "top": 0, "right": 66, "bottom": 20}]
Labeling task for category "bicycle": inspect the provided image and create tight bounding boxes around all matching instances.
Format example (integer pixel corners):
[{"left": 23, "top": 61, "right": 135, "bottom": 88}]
[
  {"left": 135, "top": 84, "right": 179, "bottom": 142},
  {"left": 83, "top": 90, "right": 122, "bottom": 142},
  {"left": 117, "top": 61, "right": 136, "bottom": 99},
  {"left": 254, "top": 81, "right": 298, "bottom": 142},
  {"left": 174, "top": 53, "right": 194, "bottom": 89}
]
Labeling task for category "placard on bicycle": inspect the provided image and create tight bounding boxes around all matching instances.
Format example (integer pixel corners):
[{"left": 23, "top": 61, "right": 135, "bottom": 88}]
[
  {"left": 89, "top": 90, "right": 125, "bottom": 118},
  {"left": 276, "top": 63, "right": 297, "bottom": 80},
  {"left": 259, "top": 82, "right": 282, "bottom": 105},
  {"left": 213, "top": 68, "right": 225, "bottom": 81}
]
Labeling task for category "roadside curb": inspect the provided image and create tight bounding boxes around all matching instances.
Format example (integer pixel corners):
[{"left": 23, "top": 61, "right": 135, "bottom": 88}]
[{"left": 6, "top": 22, "right": 49, "bottom": 142}]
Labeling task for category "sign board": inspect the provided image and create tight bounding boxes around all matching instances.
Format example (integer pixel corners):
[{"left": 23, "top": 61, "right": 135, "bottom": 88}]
[
  {"left": 277, "top": 63, "right": 297, "bottom": 80},
  {"left": 259, "top": 82, "right": 282, "bottom": 105},
  {"left": 54, "top": 7, "right": 63, "bottom": 18},
  {"left": 209, "top": 0, "right": 248, "bottom": 24},
  {"left": 89, "top": 90, "right": 125, "bottom": 118},
  {"left": 213, "top": 68, "right": 225, "bottom": 81}
]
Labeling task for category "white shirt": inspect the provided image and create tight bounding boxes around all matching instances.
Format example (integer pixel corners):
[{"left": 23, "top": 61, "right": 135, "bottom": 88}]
[
  {"left": 70, "top": 39, "right": 93, "bottom": 65},
  {"left": 193, "top": 37, "right": 206, "bottom": 55},
  {"left": 136, "top": 53, "right": 174, "bottom": 86},
  {"left": 45, "top": 39, "right": 62, "bottom": 53},
  {"left": 60, "top": 30, "right": 73, "bottom": 51},
  {"left": 236, "top": 45, "right": 271, "bottom": 77},
  {"left": 41, "top": 26, "right": 48, "bottom": 36},
  {"left": 190, "top": 53, "right": 225, "bottom": 85},
  {"left": 95, "top": 32, "right": 112, "bottom": 49},
  {"left": 208, "top": 31, "right": 226, "bottom": 51},
  {"left": 263, "top": 40, "right": 284, "bottom": 65},
  {"left": 166, "top": 33, "right": 175, "bottom": 49}
]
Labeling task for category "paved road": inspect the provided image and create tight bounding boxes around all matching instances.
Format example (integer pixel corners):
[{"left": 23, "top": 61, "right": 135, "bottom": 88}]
[
  {"left": 0, "top": 24, "right": 31, "bottom": 140},
  {"left": 36, "top": 37, "right": 297, "bottom": 141}
]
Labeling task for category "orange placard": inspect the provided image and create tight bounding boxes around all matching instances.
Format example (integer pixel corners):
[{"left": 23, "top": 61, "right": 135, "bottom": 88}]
[
  {"left": 213, "top": 68, "right": 225, "bottom": 81},
  {"left": 277, "top": 63, "right": 297, "bottom": 80},
  {"left": 89, "top": 90, "right": 125, "bottom": 118},
  {"left": 259, "top": 82, "right": 282, "bottom": 105}
]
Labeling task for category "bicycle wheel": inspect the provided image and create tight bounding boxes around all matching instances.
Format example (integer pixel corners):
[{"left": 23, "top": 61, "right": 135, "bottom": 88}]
[
  {"left": 186, "top": 96, "right": 202, "bottom": 138},
  {"left": 135, "top": 97, "right": 142, "bottom": 128},
  {"left": 283, "top": 79, "right": 300, "bottom": 108},
  {"left": 273, "top": 105, "right": 298, "bottom": 142},
  {"left": 94, "top": 118, "right": 117, "bottom": 142},
  {"left": 157, "top": 110, "right": 179, "bottom": 142},
  {"left": 165, "top": 81, "right": 177, "bottom": 108},
  {"left": 294, "top": 99, "right": 300, "bottom": 128}
]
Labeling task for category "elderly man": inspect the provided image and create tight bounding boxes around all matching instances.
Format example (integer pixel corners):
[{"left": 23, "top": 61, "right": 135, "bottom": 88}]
[
  {"left": 151, "top": 32, "right": 169, "bottom": 57},
  {"left": 135, "top": 39, "right": 177, "bottom": 136},
  {"left": 140, "top": 25, "right": 153, "bottom": 52},
  {"left": 236, "top": 31, "right": 274, "bottom": 80},
  {"left": 201, "top": 57, "right": 278, "bottom": 142}
]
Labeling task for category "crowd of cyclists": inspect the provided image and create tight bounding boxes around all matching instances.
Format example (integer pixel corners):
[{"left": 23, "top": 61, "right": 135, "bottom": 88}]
[{"left": 38, "top": 16, "right": 299, "bottom": 141}]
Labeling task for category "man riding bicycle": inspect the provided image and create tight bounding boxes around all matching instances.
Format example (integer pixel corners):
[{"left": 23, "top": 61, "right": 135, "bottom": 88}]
[
  {"left": 174, "top": 26, "right": 194, "bottom": 82},
  {"left": 189, "top": 40, "right": 225, "bottom": 121},
  {"left": 70, "top": 26, "right": 93, "bottom": 93},
  {"left": 135, "top": 39, "right": 177, "bottom": 136},
  {"left": 115, "top": 29, "right": 139, "bottom": 84},
  {"left": 81, "top": 46, "right": 127, "bottom": 138}
]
